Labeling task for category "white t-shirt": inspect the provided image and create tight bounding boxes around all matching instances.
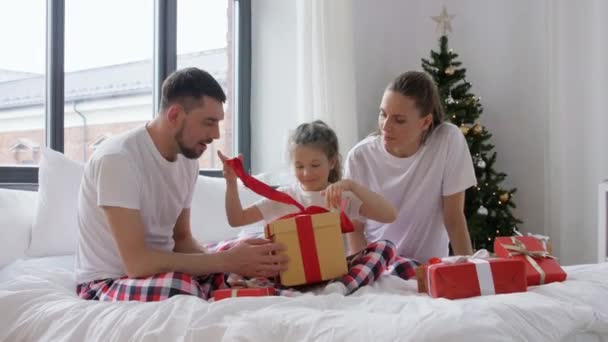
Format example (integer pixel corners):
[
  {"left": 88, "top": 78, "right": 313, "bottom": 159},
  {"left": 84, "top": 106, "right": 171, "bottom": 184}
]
[
  {"left": 254, "top": 183, "right": 363, "bottom": 224},
  {"left": 75, "top": 126, "right": 199, "bottom": 283},
  {"left": 344, "top": 123, "right": 476, "bottom": 263}
]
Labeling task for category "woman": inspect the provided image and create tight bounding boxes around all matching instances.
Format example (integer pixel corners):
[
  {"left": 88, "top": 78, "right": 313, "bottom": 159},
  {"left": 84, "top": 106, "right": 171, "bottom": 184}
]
[{"left": 344, "top": 71, "right": 476, "bottom": 263}]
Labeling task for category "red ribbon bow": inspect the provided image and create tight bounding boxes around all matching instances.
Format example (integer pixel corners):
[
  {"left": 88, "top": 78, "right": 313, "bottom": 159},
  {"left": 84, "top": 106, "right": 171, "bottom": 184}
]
[{"left": 225, "top": 158, "right": 354, "bottom": 233}]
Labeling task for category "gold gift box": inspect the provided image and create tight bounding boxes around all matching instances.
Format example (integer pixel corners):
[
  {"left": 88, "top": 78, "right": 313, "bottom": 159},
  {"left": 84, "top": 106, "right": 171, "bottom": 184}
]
[{"left": 265, "top": 211, "right": 348, "bottom": 287}]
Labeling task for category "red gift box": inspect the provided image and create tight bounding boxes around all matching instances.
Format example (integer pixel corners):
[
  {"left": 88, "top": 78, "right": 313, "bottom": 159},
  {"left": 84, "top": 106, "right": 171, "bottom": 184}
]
[
  {"left": 423, "top": 254, "right": 527, "bottom": 300},
  {"left": 494, "top": 236, "right": 567, "bottom": 286},
  {"left": 212, "top": 287, "right": 276, "bottom": 301}
]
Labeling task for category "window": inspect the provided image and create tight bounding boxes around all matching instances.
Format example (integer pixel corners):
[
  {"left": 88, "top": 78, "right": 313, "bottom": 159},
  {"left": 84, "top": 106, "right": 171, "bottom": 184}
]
[
  {"left": 64, "top": 0, "right": 153, "bottom": 162},
  {"left": 178, "top": 0, "right": 234, "bottom": 170},
  {"left": 0, "top": 1, "right": 46, "bottom": 166},
  {"left": 0, "top": 0, "right": 250, "bottom": 185}
]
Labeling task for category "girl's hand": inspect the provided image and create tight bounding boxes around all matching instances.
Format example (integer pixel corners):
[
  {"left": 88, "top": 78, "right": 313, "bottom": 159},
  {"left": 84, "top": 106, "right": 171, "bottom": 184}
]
[
  {"left": 321, "top": 180, "right": 352, "bottom": 209},
  {"left": 217, "top": 151, "right": 242, "bottom": 183}
]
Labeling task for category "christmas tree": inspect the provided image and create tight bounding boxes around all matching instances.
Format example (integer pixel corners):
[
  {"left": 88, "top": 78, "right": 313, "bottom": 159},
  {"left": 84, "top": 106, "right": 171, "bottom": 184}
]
[{"left": 422, "top": 6, "right": 522, "bottom": 251}]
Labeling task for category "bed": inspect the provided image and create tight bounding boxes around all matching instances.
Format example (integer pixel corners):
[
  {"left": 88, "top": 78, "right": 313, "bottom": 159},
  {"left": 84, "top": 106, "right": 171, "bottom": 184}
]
[{"left": 1, "top": 255, "right": 607, "bottom": 341}]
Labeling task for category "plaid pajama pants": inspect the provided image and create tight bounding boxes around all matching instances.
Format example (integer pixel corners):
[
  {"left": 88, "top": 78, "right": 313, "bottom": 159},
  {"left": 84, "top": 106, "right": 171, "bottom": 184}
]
[
  {"left": 76, "top": 239, "right": 418, "bottom": 301},
  {"left": 76, "top": 272, "right": 228, "bottom": 301},
  {"left": 339, "top": 240, "right": 419, "bottom": 295}
]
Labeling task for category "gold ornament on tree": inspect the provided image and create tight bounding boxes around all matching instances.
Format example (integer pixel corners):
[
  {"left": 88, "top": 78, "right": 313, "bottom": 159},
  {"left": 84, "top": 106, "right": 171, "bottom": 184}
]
[
  {"left": 460, "top": 125, "right": 470, "bottom": 135},
  {"left": 499, "top": 193, "right": 510, "bottom": 203},
  {"left": 473, "top": 123, "right": 483, "bottom": 134},
  {"left": 444, "top": 66, "right": 456, "bottom": 75}
]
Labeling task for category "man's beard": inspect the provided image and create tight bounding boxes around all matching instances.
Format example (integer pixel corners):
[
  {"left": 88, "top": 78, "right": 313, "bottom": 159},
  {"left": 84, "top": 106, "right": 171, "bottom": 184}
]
[{"left": 175, "top": 124, "right": 209, "bottom": 160}]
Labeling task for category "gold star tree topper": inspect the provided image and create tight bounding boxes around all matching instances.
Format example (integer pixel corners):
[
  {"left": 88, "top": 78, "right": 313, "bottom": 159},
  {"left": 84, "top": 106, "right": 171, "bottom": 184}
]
[{"left": 432, "top": 6, "right": 455, "bottom": 36}]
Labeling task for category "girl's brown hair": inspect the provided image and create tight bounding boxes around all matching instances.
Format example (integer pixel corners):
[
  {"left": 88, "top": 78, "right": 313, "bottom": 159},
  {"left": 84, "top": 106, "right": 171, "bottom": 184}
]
[{"left": 289, "top": 120, "right": 342, "bottom": 183}]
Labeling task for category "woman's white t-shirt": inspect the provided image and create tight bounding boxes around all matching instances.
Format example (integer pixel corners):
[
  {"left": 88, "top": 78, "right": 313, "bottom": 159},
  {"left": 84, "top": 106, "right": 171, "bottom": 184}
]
[
  {"left": 344, "top": 123, "right": 476, "bottom": 262},
  {"left": 254, "top": 184, "right": 363, "bottom": 224}
]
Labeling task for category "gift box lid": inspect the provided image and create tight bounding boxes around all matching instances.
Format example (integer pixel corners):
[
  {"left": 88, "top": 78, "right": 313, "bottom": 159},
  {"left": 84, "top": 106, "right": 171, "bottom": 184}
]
[
  {"left": 266, "top": 211, "right": 340, "bottom": 236},
  {"left": 212, "top": 287, "right": 276, "bottom": 300},
  {"left": 494, "top": 236, "right": 547, "bottom": 256}
]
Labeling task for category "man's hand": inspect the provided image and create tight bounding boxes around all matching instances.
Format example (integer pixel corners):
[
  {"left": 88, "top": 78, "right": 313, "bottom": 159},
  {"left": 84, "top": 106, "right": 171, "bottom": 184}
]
[{"left": 223, "top": 238, "right": 289, "bottom": 277}]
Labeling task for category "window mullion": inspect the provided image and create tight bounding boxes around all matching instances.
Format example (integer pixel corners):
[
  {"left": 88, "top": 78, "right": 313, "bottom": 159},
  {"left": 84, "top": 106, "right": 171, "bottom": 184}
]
[
  {"left": 153, "top": 0, "right": 177, "bottom": 116},
  {"left": 46, "top": 0, "right": 65, "bottom": 152}
]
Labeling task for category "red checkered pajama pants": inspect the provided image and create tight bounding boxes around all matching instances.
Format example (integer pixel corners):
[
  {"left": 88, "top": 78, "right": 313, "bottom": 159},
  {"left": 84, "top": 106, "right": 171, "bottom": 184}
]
[
  {"left": 76, "top": 271, "right": 229, "bottom": 301},
  {"left": 337, "top": 239, "right": 419, "bottom": 295},
  {"left": 76, "top": 239, "right": 419, "bottom": 301}
]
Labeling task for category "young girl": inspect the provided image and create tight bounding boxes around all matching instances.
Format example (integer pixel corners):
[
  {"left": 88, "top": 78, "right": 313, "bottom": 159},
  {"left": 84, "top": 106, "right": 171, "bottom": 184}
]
[{"left": 217, "top": 120, "right": 417, "bottom": 295}]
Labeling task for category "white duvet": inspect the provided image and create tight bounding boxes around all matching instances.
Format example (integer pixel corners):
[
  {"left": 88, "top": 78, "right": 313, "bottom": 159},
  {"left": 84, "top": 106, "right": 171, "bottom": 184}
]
[{"left": 0, "top": 256, "right": 607, "bottom": 342}]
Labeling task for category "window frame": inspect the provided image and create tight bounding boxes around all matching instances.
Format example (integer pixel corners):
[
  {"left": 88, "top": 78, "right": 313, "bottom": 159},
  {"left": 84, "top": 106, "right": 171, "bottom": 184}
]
[{"left": 0, "top": 0, "right": 251, "bottom": 187}]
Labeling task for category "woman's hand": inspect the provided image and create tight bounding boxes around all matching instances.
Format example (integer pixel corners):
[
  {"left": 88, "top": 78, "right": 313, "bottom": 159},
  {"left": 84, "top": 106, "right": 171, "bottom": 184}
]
[{"left": 322, "top": 180, "right": 353, "bottom": 209}]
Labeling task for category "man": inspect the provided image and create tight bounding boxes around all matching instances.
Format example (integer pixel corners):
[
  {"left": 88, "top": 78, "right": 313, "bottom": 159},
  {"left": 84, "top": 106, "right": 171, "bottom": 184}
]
[{"left": 75, "top": 67, "right": 287, "bottom": 301}]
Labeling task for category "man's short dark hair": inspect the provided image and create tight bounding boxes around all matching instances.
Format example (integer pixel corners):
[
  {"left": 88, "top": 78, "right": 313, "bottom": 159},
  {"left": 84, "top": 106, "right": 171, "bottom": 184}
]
[{"left": 160, "top": 67, "right": 227, "bottom": 112}]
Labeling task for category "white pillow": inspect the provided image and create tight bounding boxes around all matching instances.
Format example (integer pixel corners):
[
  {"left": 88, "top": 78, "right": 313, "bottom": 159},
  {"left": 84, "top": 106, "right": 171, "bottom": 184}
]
[
  {"left": 27, "top": 148, "right": 84, "bottom": 257},
  {"left": 27, "top": 148, "right": 265, "bottom": 257},
  {"left": 190, "top": 176, "right": 264, "bottom": 243},
  {"left": 0, "top": 189, "right": 38, "bottom": 267}
]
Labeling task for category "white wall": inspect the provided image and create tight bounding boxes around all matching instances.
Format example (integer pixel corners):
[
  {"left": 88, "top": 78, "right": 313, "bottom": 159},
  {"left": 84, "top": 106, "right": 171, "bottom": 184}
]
[
  {"left": 251, "top": 0, "right": 608, "bottom": 265},
  {"left": 250, "top": 0, "right": 299, "bottom": 180},
  {"left": 545, "top": 0, "right": 608, "bottom": 265}
]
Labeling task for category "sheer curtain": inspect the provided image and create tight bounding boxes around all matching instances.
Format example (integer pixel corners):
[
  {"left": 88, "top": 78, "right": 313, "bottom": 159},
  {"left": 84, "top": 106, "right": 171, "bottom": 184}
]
[
  {"left": 545, "top": 0, "right": 608, "bottom": 264},
  {"left": 294, "top": 0, "right": 358, "bottom": 158}
]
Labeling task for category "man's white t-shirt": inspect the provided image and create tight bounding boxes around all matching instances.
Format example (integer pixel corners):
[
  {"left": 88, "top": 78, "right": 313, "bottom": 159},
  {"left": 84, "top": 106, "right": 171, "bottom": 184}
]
[
  {"left": 344, "top": 123, "right": 476, "bottom": 263},
  {"left": 75, "top": 126, "right": 199, "bottom": 283},
  {"left": 254, "top": 184, "right": 363, "bottom": 224}
]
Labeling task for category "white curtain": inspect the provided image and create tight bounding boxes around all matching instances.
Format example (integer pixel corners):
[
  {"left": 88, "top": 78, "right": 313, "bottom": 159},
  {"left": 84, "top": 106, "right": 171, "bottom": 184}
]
[
  {"left": 545, "top": 0, "right": 608, "bottom": 264},
  {"left": 294, "top": 0, "right": 358, "bottom": 158}
]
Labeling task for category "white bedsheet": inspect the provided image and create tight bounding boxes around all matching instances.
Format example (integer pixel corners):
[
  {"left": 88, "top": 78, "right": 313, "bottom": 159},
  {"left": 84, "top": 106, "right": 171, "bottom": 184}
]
[{"left": 0, "top": 256, "right": 607, "bottom": 342}]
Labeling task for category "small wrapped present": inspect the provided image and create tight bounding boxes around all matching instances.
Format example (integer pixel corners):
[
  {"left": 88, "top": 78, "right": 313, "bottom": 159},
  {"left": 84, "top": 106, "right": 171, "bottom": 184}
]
[
  {"left": 420, "top": 250, "right": 527, "bottom": 300},
  {"left": 226, "top": 158, "right": 354, "bottom": 287},
  {"left": 212, "top": 287, "right": 276, "bottom": 301},
  {"left": 494, "top": 235, "right": 567, "bottom": 286}
]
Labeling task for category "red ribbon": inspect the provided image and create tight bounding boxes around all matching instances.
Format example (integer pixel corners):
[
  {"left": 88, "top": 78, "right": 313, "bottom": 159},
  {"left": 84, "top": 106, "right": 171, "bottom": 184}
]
[
  {"left": 225, "top": 158, "right": 354, "bottom": 233},
  {"left": 295, "top": 215, "right": 322, "bottom": 283}
]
